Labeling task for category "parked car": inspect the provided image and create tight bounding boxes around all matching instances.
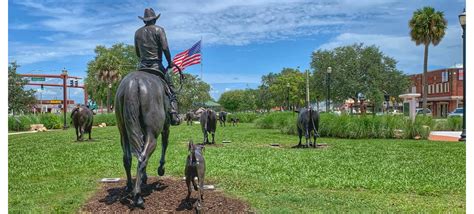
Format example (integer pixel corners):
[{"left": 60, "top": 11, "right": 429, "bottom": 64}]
[
  {"left": 448, "top": 108, "right": 464, "bottom": 117},
  {"left": 415, "top": 108, "right": 432, "bottom": 116}
]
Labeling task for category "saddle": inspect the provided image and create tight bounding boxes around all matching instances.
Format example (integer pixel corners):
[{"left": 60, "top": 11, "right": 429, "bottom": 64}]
[{"left": 138, "top": 68, "right": 172, "bottom": 98}]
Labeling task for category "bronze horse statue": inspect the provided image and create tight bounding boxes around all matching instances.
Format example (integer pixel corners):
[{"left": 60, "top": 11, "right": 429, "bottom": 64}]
[
  {"left": 71, "top": 105, "right": 93, "bottom": 141},
  {"left": 115, "top": 67, "right": 181, "bottom": 207}
]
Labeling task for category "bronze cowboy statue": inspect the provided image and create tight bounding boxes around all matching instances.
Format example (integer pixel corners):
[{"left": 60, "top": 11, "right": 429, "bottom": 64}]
[{"left": 135, "top": 8, "right": 180, "bottom": 125}]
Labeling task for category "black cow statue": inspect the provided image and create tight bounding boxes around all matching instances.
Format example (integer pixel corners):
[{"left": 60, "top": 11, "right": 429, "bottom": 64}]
[
  {"left": 218, "top": 111, "right": 227, "bottom": 127},
  {"left": 200, "top": 109, "right": 217, "bottom": 144},
  {"left": 296, "top": 107, "right": 320, "bottom": 148},
  {"left": 185, "top": 111, "right": 194, "bottom": 126},
  {"left": 230, "top": 117, "right": 239, "bottom": 126},
  {"left": 71, "top": 105, "right": 94, "bottom": 141},
  {"left": 185, "top": 140, "right": 206, "bottom": 210}
]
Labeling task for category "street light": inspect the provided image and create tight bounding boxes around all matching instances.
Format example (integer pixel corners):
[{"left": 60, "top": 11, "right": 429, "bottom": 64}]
[
  {"left": 61, "top": 68, "right": 68, "bottom": 129},
  {"left": 326, "top": 67, "right": 332, "bottom": 112},
  {"left": 286, "top": 83, "right": 290, "bottom": 111},
  {"left": 459, "top": 9, "right": 466, "bottom": 141}
]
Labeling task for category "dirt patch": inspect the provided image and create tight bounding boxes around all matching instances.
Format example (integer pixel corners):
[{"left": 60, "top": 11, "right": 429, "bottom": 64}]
[{"left": 81, "top": 176, "right": 251, "bottom": 213}]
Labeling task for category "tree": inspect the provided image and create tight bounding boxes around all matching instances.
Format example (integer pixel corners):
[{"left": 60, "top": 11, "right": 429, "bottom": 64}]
[
  {"left": 256, "top": 73, "right": 279, "bottom": 110},
  {"left": 8, "top": 62, "right": 36, "bottom": 115},
  {"left": 218, "top": 89, "right": 256, "bottom": 112},
  {"left": 409, "top": 7, "right": 447, "bottom": 114},
  {"left": 85, "top": 43, "right": 139, "bottom": 112},
  {"left": 311, "top": 44, "right": 410, "bottom": 109},
  {"left": 269, "top": 68, "right": 307, "bottom": 109},
  {"left": 171, "top": 73, "right": 212, "bottom": 113},
  {"left": 255, "top": 68, "right": 307, "bottom": 111}
]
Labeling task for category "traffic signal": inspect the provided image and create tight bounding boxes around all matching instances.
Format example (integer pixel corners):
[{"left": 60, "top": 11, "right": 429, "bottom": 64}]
[
  {"left": 41, "top": 84, "right": 44, "bottom": 90},
  {"left": 69, "top": 80, "right": 74, "bottom": 86},
  {"left": 75, "top": 80, "right": 78, "bottom": 87}
]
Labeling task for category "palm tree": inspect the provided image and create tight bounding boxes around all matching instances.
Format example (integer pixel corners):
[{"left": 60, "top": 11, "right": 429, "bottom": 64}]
[
  {"left": 95, "top": 53, "right": 121, "bottom": 113},
  {"left": 409, "top": 7, "right": 447, "bottom": 114}
]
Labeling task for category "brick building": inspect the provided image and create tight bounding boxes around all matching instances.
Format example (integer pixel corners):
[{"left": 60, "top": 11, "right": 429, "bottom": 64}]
[{"left": 409, "top": 66, "right": 464, "bottom": 117}]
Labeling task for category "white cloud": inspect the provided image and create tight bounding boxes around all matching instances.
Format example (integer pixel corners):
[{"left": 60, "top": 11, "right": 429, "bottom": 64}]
[
  {"left": 9, "top": 0, "right": 464, "bottom": 77},
  {"left": 316, "top": 24, "right": 462, "bottom": 74}
]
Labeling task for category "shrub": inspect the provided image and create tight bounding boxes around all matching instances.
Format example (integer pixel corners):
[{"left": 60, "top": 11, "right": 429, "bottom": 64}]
[
  {"left": 8, "top": 115, "right": 43, "bottom": 131},
  {"left": 228, "top": 112, "right": 261, "bottom": 123},
  {"left": 255, "top": 112, "right": 437, "bottom": 139},
  {"left": 93, "top": 113, "right": 117, "bottom": 126},
  {"left": 254, "top": 112, "right": 296, "bottom": 130},
  {"left": 39, "top": 114, "right": 63, "bottom": 129},
  {"left": 447, "top": 116, "right": 462, "bottom": 131}
]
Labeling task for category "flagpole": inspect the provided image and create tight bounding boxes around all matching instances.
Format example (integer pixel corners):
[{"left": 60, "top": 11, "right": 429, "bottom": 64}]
[
  {"left": 200, "top": 36, "right": 204, "bottom": 107},
  {"left": 200, "top": 36, "right": 203, "bottom": 81}
]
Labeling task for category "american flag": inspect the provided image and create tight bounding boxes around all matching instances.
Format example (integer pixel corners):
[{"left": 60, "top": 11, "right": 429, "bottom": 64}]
[{"left": 172, "top": 40, "right": 201, "bottom": 73}]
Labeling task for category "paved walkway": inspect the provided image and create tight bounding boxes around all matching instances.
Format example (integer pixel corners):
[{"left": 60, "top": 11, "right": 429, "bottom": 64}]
[
  {"left": 8, "top": 131, "right": 39, "bottom": 135},
  {"left": 428, "top": 131, "right": 463, "bottom": 142}
]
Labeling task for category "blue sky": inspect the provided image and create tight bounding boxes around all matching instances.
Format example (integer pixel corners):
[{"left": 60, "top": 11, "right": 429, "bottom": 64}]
[{"left": 8, "top": 0, "right": 466, "bottom": 104}]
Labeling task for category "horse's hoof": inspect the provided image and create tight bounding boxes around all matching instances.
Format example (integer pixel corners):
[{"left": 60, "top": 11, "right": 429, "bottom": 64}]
[
  {"left": 133, "top": 196, "right": 144, "bottom": 208},
  {"left": 125, "top": 185, "right": 133, "bottom": 193},
  {"left": 158, "top": 166, "right": 165, "bottom": 176}
]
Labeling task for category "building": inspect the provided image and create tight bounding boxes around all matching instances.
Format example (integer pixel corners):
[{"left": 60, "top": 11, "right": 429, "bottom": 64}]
[
  {"left": 409, "top": 66, "right": 464, "bottom": 117},
  {"left": 33, "top": 99, "right": 75, "bottom": 113}
]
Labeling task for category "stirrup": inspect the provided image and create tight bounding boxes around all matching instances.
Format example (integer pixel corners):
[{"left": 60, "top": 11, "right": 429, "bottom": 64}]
[{"left": 170, "top": 112, "right": 180, "bottom": 125}]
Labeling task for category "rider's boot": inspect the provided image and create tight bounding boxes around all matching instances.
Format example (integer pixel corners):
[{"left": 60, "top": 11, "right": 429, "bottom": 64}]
[{"left": 165, "top": 72, "right": 180, "bottom": 125}]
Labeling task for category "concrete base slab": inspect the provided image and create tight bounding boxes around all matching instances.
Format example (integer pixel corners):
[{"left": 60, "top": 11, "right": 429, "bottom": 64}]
[{"left": 428, "top": 131, "right": 463, "bottom": 142}]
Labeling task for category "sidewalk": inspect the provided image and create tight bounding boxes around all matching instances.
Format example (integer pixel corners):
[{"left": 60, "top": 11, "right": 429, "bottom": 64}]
[{"left": 428, "top": 131, "right": 463, "bottom": 142}]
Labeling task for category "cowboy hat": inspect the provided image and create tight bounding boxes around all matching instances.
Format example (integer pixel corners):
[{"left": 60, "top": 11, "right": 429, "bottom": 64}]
[{"left": 138, "top": 8, "right": 161, "bottom": 21}]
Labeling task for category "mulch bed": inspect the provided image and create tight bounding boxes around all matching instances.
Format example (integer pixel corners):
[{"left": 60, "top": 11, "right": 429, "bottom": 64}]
[{"left": 81, "top": 176, "right": 252, "bottom": 213}]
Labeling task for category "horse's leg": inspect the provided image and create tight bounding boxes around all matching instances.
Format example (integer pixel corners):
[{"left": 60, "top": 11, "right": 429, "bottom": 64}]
[
  {"left": 121, "top": 135, "right": 133, "bottom": 192},
  {"left": 133, "top": 131, "right": 157, "bottom": 207},
  {"left": 158, "top": 126, "right": 169, "bottom": 176}
]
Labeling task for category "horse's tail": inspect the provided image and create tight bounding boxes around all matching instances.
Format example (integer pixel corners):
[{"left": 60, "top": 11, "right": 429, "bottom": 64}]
[{"left": 122, "top": 78, "right": 145, "bottom": 158}]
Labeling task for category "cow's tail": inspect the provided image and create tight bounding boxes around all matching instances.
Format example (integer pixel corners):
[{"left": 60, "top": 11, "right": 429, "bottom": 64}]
[
  {"left": 310, "top": 109, "right": 320, "bottom": 137},
  {"left": 122, "top": 78, "right": 145, "bottom": 159}
]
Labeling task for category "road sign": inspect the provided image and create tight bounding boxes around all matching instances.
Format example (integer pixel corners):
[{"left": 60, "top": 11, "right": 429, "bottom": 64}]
[{"left": 31, "top": 77, "right": 45, "bottom": 81}]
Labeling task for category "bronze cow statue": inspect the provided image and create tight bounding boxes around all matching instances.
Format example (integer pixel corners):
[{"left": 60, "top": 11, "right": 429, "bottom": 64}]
[{"left": 71, "top": 105, "right": 93, "bottom": 141}]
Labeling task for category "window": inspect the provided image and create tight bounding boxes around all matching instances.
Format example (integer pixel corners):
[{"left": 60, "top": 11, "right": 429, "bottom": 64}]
[
  {"left": 428, "top": 85, "right": 431, "bottom": 94},
  {"left": 459, "top": 69, "right": 464, "bottom": 81},
  {"left": 442, "top": 71, "right": 449, "bottom": 82}
]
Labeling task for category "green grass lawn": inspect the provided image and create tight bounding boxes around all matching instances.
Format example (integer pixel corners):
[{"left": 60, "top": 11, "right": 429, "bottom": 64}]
[{"left": 8, "top": 123, "right": 465, "bottom": 213}]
